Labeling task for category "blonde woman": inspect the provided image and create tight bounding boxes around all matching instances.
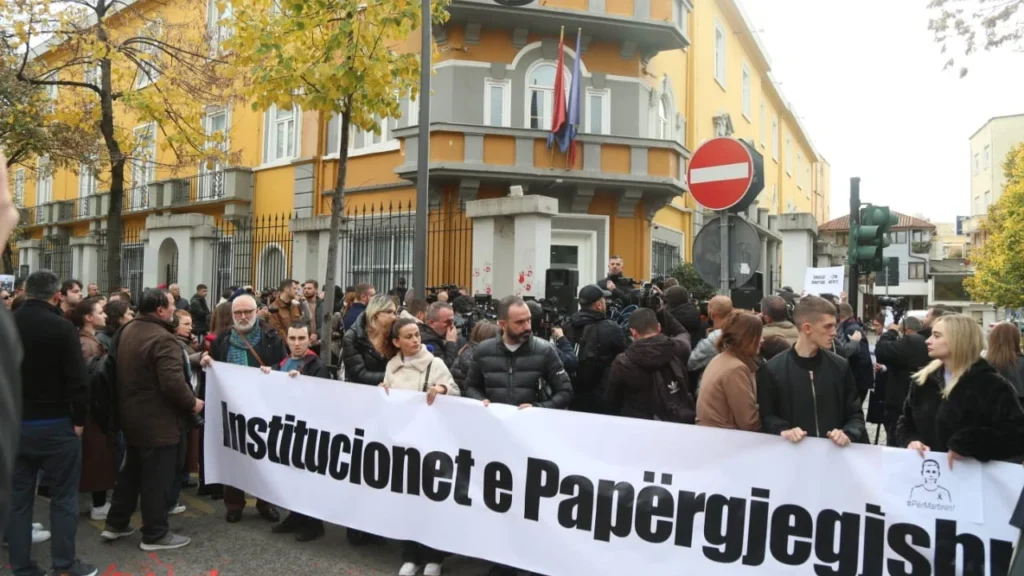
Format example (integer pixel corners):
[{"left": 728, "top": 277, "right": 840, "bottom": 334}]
[
  {"left": 895, "top": 314, "right": 1024, "bottom": 467},
  {"left": 342, "top": 294, "right": 398, "bottom": 385}
]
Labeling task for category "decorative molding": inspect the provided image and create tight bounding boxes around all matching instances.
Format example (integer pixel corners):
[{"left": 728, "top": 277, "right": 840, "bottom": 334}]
[
  {"left": 617, "top": 188, "right": 643, "bottom": 218},
  {"left": 620, "top": 40, "right": 637, "bottom": 59},
  {"left": 432, "top": 24, "right": 448, "bottom": 45},
  {"left": 571, "top": 186, "right": 596, "bottom": 214},
  {"left": 465, "top": 22, "right": 482, "bottom": 44},
  {"left": 644, "top": 195, "right": 673, "bottom": 221},
  {"left": 512, "top": 28, "right": 529, "bottom": 48},
  {"left": 458, "top": 179, "right": 481, "bottom": 202}
]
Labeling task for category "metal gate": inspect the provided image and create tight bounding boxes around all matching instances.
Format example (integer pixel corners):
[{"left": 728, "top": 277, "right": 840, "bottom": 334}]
[
  {"left": 96, "top": 228, "right": 145, "bottom": 297},
  {"left": 210, "top": 214, "right": 293, "bottom": 299},
  {"left": 40, "top": 235, "right": 72, "bottom": 280}
]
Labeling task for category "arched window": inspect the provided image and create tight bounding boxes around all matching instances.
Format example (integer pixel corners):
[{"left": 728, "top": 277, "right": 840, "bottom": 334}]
[
  {"left": 257, "top": 244, "right": 288, "bottom": 291},
  {"left": 658, "top": 97, "right": 670, "bottom": 139},
  {"left": 526, "top": 61, "right": 569, "bottom": 130}
]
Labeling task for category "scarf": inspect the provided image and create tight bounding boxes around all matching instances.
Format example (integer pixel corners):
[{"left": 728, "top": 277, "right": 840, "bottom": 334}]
[{"left": 227, "top": 323, "right": 263, "bottom": 366}]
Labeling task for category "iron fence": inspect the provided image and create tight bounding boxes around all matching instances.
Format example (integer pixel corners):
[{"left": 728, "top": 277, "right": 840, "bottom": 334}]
[
  {"left": 40, "top": 234, "right": 72, "bottom": 281},
  {"left": 171, "top": 171, "right": 225, "bottom": 206},
  {"left": 123, "top": 185, "right": 150, "bottom": 212},
  {"left": 97, "top": 228, "right": 145, "bottom": 298},
  {"left": 209, "top": 213, "right": 294, "bottom": 299},
  {"left": 652, "top": 240, "right": 681, "bottom": 278}
]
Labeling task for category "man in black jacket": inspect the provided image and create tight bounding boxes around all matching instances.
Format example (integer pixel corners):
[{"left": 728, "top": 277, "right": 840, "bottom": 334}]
[
  {"left": 0, "top": 153, "right": 21, "bottom": 541},
  {"left": 562, "top": 284, "right": 627, "bottom": 414},
  {"left": 10, "top": 270, "right": 97, "bottom": 576},
  {"left": 598, "top": 255, "right": 634, "bottom": 303},
  {"left": 266, "top": 320, "right": 329, "bottom": 543},
  {"left": 835, "top": 303, "right": 874, "bottom": 402},
  {"left": 465, "top": 295, "right": 573, "bottom": 410},
  {"left": 874, "top": 315, "right": 930, "bottom": 446},
  {"left": 188, "top": 284, "right": 211, "bottom": 339},
  {"left": 759, "top": 295, "right": 866, "bottom": 447},
  {"left": 664, "top": 286, "right": 702, "bottom": 345}
]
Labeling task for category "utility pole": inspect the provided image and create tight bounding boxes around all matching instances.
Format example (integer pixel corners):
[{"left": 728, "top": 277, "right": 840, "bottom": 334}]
[
  {"left": 847, "top": 177, "right": 860, "bottom": 315},
  {"left": 412, "top": 0, "right": 432, "bottom": 301}
]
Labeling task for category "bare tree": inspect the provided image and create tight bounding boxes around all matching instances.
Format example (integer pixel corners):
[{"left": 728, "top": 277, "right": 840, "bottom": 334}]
[{"left": 928, "top": 0, "right": 1024, "bottom": 76}]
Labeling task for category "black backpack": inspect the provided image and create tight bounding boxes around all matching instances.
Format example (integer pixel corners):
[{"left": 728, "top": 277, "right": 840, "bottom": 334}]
[
  {"left": 651, "top": 357, "right": 695, "bottom": 424},
  {"left": 572, "top": 324, "right": 605, "bottom": 388},
  {"left": 89, "top": 328, "right": 123, "bottom": 435}
]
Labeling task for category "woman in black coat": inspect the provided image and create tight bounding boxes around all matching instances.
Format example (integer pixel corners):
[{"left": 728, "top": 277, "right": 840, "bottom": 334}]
[
  {"left": 896, "top": 314, "right": 1024, "bottom": 466},
  {"left": 341, "top": 294, "right": 397, "bottom": 385}
]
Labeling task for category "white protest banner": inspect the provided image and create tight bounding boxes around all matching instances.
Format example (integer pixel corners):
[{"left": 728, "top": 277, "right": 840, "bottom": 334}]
[
  {"left": 206, "top": 363, "right": 1022, "bottom": 576},
  {"left": 804, "top": 266, "right": 845, "bottom": 296}
]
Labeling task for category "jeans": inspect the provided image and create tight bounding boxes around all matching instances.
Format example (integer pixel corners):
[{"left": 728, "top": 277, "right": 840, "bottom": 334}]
[
  {"left": 107, "top": 444, "right": 178, "bottom": 544},
  {"left": 8, "top": 419, "right": 82, "bottom": 576}
]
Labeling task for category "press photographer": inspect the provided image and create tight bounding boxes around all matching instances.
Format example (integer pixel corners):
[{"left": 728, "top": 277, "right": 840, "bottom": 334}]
[{"left": 526, "top": 300, "right": 577, "bottom": 374}]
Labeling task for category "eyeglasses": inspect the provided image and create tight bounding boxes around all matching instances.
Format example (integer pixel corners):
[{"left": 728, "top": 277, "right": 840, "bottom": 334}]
[
  {"left": 232, "top": 309, "right": 257, "bottom": 317},
  {"left": 378, "top": 309, "right": 397, "bottom": 317}
]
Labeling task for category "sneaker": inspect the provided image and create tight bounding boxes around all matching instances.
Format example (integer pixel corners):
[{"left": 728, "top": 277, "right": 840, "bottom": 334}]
[
  {"left": 32, "top": 522, "right": 44, "bottom": 530},
  {"left": 398, "top": 562, "right": 421, "bottom": 576},
  {"left": 90, "top": 503, "right": 110, "bottom": 521},
  {"left": 32, "top": 526, "right": 51, "bottom": 544},
  {"left": 139, "top": 532, "right": 191, "bottom": 551},
  {"left": 168, "top": 504, "right": 186, "bottom": 515},
  {"left": 424, "top": 563, "right": 443, "bottom": 576},
  {"left": 100, "top": 525, "right": 136, "bottom": 541},
  {"left": 51, "top": 559, "right": 99, "bottom": 576}
]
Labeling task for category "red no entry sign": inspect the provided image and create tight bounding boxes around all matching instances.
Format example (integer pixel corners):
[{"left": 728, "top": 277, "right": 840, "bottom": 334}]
[{"left": 687, "top": 137, "right": 762, "bottom": 211}]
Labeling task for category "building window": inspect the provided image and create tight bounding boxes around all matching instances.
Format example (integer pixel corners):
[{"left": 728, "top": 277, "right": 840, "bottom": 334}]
[
  {"left": 213, "top": 237, "right": 234, "bottom": 297},
  {"left": 909, "top": 263, "right": 926, "bottom": 280},
  {"left": 713, "top": 21, "right": 726, "bottom": 87},
  {"left": 585, "top": 88, "right": 610, "bottom": 135},
  {"left": 984, "top": 190, "right": 991, "bottom": 207},
  {"left": 79, "top": 163, "right": 97, "bottom": 197},
  {"left": 37, "top": 156, "right": 53, "bottom": 205},
  {"left": 759, "top": 101, "right": 766, "bottom": 147},
  {"left": 484, "top": 78, "right": 511, "bottom": 128},
  {"left": 912, "top": 229, "right": 924, "bottom": 243},
  {"left": 262, "top": 104, "right": 300, "bottom": 164},
  {"left": 135, "top": 21, "right": 163, "bottom": 88},
  {"left": 651, "top": 240, "right": 680, "bottom": 277},
  {"left": 741, "top": 64, "right": 751, "bottom": 120},
  {"left": 973, "top": 153, "right": 979, "bottom": 175},
  {"left": 836, "top": 233, "right": 848, "bottom": 246},
  {"left": 121, "top": 242, "right": 145, "bottom": 299},
  {"left": 207, "top": 0, "right": 233, "bottom": 54},
  {"left": 983, "top": 145, "right": 990, "bottom": 169},
  {"left": 526, "top": 62, "right": 568, "bottom": 130},
  {"left": 771, "top": 117, "right": 779, "bottom": 161},
  {"left": 406, "top": 95, "right": 419, "bottom": 127},
  {"left": 13, "top": 169, "right": 25, "bottom": 208},
  {"left": 129, "top": 124, "right": 156, "bottom": 210},
  {"left": 675, "top": 0, "right": 688, "bottom": 32},
  {"left": 350, "top": 115, "right": 396, "bottom": 156},
  {"left": 657, "top": 96, "right": 670, "bottom": 139},
  {"left": 796, "top": 153, "right": 803, "bottom": 188},
  {"left": 888, "top": 231, "right": 907, "bottom": 244},
  {"left": 805, "top": 166, "right": 811, "bottom": 198},
  {"left": 785, "top": 136, "right": 792, "bottom": 175}
]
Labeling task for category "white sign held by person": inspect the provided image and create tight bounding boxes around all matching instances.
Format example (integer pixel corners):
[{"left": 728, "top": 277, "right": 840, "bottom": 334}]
[
  {"left": 205, "top": 363, "right": 1022, "bottom": 576},
  {"left": 804, "top": 266, "right": 845, "bottom": 296}
]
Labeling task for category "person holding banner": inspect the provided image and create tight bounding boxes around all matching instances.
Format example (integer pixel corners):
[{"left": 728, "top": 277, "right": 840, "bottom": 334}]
[
  {"left": 255, "top": 319, "right": 330, "bottom": 543},
  {"left": 758, "top": 295, "right": 866, "bottom": 446},
  {"left": 201, "top": 294, "right": 287, "bottom": 524},
  {"left": 696, "top": 310, "right": 762, "bottom": 431},
  {"left": 381, "top": 317, "right": 459, "bottom": 576},
  {"left": 896, "top": 314, "right": 1024, "bottom": 467}
]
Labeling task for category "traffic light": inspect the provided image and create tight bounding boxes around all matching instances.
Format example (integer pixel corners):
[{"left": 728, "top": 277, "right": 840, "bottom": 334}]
[{"left": 848, "top": 205, "right": 898, "bottom": 272}]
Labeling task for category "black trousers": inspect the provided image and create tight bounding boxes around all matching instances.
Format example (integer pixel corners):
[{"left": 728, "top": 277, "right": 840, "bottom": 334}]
[
  {"left": 402, "top": 541, "right": 445, "bottom": 564},
  {"left": 883, "top": 407, "right": 902, "bottom": 448},
  {"left": 107, "top": 444, "right": 178, "bottom": 544}
]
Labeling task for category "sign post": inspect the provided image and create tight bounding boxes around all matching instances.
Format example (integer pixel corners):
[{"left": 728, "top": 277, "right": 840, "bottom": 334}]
[{"left": 687, "top": 137, "right": 764, "bottom": 295}]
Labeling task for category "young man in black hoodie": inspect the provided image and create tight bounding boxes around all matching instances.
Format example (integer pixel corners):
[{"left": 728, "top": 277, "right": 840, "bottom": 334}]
[
  {"left": 259, "top": 320, "right": 328, "bottom": 542},
  {"left": 758, "top": 295, "right": 866, "bottom": 446}
]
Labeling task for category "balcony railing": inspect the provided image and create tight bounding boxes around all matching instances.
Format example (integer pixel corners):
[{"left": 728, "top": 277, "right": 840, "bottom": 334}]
[
  {"left": 123, "top": 185, "right": 150, "bottom": 213},
  {"left": 17, "top": 207, "right": 35, "bottom": 227},
  {"left": 170, "top": 171, "right": 226, "bottom": 206},
  {"left": 54, "top": 200, "right": 75, "bottom": 223}
]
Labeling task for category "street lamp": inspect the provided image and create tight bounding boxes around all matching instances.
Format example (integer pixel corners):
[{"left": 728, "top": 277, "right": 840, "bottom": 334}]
[{"left": 413, "top": 0, "right": 537, "bottom": 299}]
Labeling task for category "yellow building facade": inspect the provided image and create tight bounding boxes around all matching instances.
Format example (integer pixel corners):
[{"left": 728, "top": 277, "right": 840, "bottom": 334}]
[{"left": 10, "top": 0, "right": 828, "bottom": 301}]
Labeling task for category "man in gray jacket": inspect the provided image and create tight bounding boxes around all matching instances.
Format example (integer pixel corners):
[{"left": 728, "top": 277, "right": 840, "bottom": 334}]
[{"left": 687, "top": 295, "right": 733, "bottom": 373}]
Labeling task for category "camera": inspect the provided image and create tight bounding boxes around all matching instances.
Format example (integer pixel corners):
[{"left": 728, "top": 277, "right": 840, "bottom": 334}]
[
  {"left": 878, "top": 296, "right": 907, "bottom": 325},
  {"left": 426, "top": 284, "right": 462, "bottom": 304},
  {"left": 525, "top": 296, "right": 565, "bottom": 340},
  {"left": 633, "top": 280, "right": 663, "bottom": 311}
]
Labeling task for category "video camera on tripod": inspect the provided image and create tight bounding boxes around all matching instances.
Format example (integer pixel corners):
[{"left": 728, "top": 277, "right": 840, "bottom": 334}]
[
  {"left": 426, "top": 284, "right": 462, "bottom": 304},
  {"left": 878, "top": 296, "right": 907, "bottom": 325}
]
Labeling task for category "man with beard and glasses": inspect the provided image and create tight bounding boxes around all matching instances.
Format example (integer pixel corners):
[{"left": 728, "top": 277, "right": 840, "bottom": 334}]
[{"left": 200, "top": 294, "right": 287, "bottom": 524}]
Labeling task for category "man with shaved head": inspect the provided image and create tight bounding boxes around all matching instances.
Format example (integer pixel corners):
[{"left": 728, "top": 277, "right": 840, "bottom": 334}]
[
  {"left": 687, "top": 295, "right": 734, "bottom": 375},
  {"left": 200, "top": 293, "right": 287, "bottom": 524}
]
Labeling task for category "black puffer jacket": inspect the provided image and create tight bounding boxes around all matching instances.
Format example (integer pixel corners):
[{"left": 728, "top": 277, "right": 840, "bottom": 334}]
[
  {"left": 874, "top": 329, "right": 930, "bottom": 411},
  {"left": 418, "top": 322, "right": 460, "bottom": 368},
  {"left": 342, "top": 313, "right": 389, "bottom": 385},
  {"left": 895, "top": 359, "right": 1024, "bottom": 462},
  {"left": 450, "top": 342, "right": 480, "bottom": 390},
  {"left": 463, "top": 336, "right": 573, "bottom": 408}
]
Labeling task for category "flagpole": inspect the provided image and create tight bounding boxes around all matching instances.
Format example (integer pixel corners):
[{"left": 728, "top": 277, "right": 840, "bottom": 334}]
[
  {"left": 567, "top": 26, "right": 582, "bottom": 169},
  {"left": 550, "top": 26, "right": 564, "bottom": 165}
]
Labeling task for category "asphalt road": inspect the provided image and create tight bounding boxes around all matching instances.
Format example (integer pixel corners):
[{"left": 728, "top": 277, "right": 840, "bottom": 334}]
[{"left": 5, "top": 486, "right": 492, "bottom": 576}]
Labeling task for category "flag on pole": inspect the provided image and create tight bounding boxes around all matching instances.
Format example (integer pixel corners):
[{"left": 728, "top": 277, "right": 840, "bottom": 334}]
[
  {"left": 564, "top": 28, "right": 583, "bottom": 166},
  {"left": 547, "top": 27, "right": 568, "bottom": 152}
]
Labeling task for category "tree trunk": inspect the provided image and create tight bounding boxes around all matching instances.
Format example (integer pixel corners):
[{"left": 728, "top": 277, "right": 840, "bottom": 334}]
[
  {"left": 320, "top": 106, "right": 352, "bottom": 371},
  {"left": 106, "top": 159, "right": 126, "bottom": 293}
]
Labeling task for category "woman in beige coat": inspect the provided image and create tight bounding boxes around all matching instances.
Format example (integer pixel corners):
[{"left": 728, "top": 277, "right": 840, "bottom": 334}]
[{"left": 380, "top": 317, "right": 458, "bottom": 576}]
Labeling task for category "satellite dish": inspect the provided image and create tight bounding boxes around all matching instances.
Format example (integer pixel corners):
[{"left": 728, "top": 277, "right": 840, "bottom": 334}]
[{"left": 692, "top": 216, "right": 762, "bottom": 290}]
